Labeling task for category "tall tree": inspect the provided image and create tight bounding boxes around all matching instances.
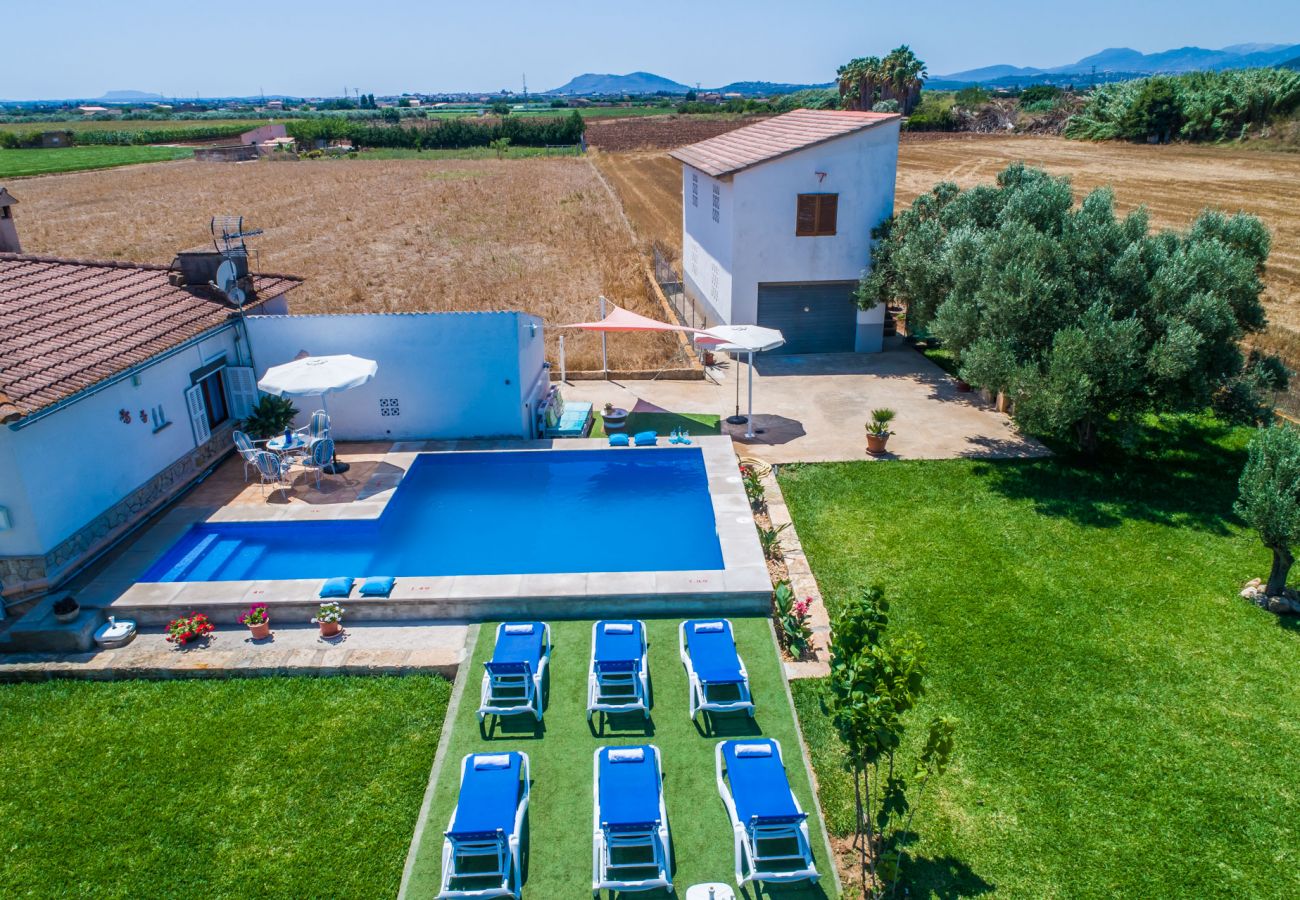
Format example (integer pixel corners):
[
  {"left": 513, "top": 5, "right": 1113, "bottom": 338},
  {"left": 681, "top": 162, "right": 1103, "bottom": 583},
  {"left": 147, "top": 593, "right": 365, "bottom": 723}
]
[
  {"left": 859, "top": 163, "right": 1286, "bottom": 451},
  {"left": 1237, "top": 424, "right": 1300, "bottom": 596},
  {"left": 839, "top": 46, "right": 926, "bottom": 115}
]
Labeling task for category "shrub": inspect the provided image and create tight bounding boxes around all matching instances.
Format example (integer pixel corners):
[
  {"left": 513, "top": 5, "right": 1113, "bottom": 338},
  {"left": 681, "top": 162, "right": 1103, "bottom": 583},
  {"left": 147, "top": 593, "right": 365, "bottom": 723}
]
[
  {"left": 1236, "top": 424, "right": 1300, "bottom": 595},
  {"left": 740, "top": 463, "right": 766, "bottom": 511},
  {"left": 240, "top": 395, "right": 299, "bottom": 440},
  {"left": 774, "top": 582, "right": 813, "bottom": 658},
  {"left": 166, "top": 613, "right": 215, "bottom": 646},
  {"left": 954, "top": 86, "right": 990, "bottom": 108},
  {"left": 758, "top": 522, "right": 791, "bottom": 560}
]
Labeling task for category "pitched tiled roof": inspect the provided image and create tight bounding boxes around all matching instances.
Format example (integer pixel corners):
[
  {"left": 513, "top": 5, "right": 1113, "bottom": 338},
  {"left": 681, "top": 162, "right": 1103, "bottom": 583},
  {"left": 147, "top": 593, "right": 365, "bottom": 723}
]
[
  {"left": 0, "top": 253, "right": 302, "bottom": 423},
  {"left": 669, "top": 108, "right": 900, "bottom": 178}
]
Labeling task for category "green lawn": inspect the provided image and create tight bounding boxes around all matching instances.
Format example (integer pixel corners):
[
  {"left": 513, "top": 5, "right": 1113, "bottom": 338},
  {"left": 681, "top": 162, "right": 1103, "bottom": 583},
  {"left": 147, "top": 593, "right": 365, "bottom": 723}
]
[
  {"left": 779, "top": 416, "right": 1300, "bottom": 898},
  {"left": 0, "top": 145, "right": 192, "bottom": 177},
  {"left": 591, "top": 411, "right": 722, "bottom": 438},
  {"left": 405, "top": 618, "right": 837, "bottom": 898},
  {"left": 0, "top": 676, "right": 450, "bottom": 899}
]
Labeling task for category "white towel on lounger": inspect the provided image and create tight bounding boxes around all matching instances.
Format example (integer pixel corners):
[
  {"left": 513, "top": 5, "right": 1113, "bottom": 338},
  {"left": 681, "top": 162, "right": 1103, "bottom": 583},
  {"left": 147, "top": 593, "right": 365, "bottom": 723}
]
[
  {"left": 608, "top": 747, "right": 645, "bottom": 763},
  {"left": 474, "top": 754, "right": 512, "bottom": 769},
  {"left": 694, "top": 621, "right": 725, "bottom": 633},
  {"left": 603, "top": 622, "right": 634, "bottom": 634},
  {"left": 503, "top": 623, "right": 535, "bottom": 635}
]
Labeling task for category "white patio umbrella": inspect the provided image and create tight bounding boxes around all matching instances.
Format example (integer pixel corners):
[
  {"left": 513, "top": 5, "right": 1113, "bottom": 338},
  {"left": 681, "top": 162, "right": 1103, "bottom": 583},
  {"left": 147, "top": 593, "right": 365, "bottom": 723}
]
[
  {"left": 696, "top": 325, "right": 785, "bottom": 439},
  {"left": 257, "top": 354, "right": 378, "bottom": 473}
]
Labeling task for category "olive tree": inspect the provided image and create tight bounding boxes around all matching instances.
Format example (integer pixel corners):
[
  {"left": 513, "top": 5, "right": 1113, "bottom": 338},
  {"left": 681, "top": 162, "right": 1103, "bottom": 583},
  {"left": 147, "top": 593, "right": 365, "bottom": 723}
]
[
  {"left": 860, "top": 163, "right": 1286, "bottom": 452},
  {"left": 1236, "top": 424, "right": 1300, "bottom": 596}
]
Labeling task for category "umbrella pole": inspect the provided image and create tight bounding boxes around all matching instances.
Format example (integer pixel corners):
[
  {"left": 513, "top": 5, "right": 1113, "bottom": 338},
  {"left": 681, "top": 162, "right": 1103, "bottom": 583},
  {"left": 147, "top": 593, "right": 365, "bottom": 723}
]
[
  {"left": 726, "top": 349, "right": 747, "bottom": 425},
  {"left": 320, "top": 393, "right": 350, "bottom": 475},
  {"left": 744, "top": 350, "right": 758, "bottom": 439}
]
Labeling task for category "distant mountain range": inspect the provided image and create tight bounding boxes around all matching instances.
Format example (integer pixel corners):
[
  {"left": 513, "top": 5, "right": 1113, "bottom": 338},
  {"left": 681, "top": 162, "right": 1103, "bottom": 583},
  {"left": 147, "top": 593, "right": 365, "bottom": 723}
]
[
  {"left": 546, "top": 72, "right": 830, "bottom": 96},
  {"left": 98, "top": 90, "right": 165, "bottom": 101},
  {"left": 933, "top": 42, "right": 1300, "bottom": 86}
]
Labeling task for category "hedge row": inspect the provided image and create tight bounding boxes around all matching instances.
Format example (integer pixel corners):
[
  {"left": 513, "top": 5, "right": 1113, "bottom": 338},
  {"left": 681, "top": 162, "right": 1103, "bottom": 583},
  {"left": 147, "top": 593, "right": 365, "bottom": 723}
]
[{"left": 286, "top": 111, "right": 585, "bottom": 149}]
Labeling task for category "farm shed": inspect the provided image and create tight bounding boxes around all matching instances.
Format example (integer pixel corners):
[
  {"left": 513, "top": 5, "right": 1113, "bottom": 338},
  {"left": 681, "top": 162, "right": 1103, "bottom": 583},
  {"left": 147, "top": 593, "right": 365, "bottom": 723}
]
[
  {"left": 194, "top": 144, "right": 258, "bottom": 162},
  {"left": 671, "top": 109, "right": 900, "bottom": 354}
]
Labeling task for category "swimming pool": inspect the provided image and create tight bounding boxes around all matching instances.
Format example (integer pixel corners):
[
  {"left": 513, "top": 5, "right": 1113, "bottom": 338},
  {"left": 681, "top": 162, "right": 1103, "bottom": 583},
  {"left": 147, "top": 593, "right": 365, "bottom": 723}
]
[{"left": 142, "top": 449, "right": 724, "bottom": 582}]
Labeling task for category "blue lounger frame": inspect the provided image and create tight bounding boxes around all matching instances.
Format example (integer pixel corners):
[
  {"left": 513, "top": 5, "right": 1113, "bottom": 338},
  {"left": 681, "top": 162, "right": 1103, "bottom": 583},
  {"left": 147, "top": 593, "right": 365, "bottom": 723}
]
[
  {"left": 438, "top": 751, "right": 532, "bottom": 899},
  {"left": 591, "top": 745, "right": 672, "bottom": 897},
  {"left": 587, "top": 620, "right": 650, "bottom": 723},
  {"left": 715, "top": 739, "right": 818, "bottom": 887},
  {"left": 478, "top": 622, "right": 551, "bottom": 724}
]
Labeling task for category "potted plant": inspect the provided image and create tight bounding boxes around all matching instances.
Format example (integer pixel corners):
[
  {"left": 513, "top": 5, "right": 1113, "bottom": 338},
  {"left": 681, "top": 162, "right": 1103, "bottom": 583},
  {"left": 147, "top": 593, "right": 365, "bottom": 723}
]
[
  {"left": 312, "top": 601, "right": 345, "bottom": 638},
  {"left": 241, "top": 603, "right": 271, "bottom": 640},
  {"left": 866, "top": 408, "right": 896, "bottom": 455},
  {"left": 52, "top": 595, "right": 80, "bottom": 624},
  {"left": 240, "top": 395, "right": 300, "bottom": 440},
  {"left": 165, "top": 612, "right": 215, "bottom": 647}
]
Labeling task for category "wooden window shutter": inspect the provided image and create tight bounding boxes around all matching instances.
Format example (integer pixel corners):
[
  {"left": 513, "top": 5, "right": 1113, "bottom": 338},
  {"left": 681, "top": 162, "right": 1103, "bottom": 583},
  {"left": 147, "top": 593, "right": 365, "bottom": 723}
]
[
  {"left": 817, "top": 194, "right": 838, "bottom": 236},
  {"left": 223, "top": 366, "right": 259, "bottom": 420},
  {"left": 796, "top": 195, "right": 818, "bottom": 235},
  {"left": 185, "top": 384, "right": 211, "bottom": 445}
]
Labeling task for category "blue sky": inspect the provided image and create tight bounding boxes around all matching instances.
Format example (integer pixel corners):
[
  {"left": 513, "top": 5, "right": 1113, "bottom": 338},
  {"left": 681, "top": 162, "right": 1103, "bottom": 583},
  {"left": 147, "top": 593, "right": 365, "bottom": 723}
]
[{"left": 5, "top": 0, "right": 1299, "bottom": 99}]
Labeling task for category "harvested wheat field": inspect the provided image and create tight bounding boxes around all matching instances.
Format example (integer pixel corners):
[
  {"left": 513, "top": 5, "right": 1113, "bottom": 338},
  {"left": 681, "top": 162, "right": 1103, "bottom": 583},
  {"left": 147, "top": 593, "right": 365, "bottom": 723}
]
[
  {"left": 597, "top": 134, "right": 1300, "bottom": 363},
  {"left": 15, "top": 157, "right": 676, "bottom": 370}
]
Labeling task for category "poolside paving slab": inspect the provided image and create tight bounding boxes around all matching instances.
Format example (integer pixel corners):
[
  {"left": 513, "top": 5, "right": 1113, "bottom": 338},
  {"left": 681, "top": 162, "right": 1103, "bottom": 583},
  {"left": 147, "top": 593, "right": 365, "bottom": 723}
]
[{"left": 0, "top": 621, "right": 469, "bottom": 682}]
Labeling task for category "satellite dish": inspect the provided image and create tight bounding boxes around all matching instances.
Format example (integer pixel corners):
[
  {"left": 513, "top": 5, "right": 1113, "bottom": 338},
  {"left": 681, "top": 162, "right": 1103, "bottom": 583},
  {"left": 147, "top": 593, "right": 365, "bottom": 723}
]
[
  {"left": 215, "top": 259, "right": 238, "bottom": 295},
  {"left": 227, "top": 286, "right": 246, "bottom": 307}
]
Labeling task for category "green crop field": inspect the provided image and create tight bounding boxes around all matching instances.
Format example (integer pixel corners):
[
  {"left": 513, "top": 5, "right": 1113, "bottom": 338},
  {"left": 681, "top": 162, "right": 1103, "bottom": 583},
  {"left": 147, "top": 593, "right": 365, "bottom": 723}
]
[
  {"left": 0, "top": 117, "right": 265, "bottom": 136},
  {"left": 0, "top": 145, "right": 193, "bottom": 177}
]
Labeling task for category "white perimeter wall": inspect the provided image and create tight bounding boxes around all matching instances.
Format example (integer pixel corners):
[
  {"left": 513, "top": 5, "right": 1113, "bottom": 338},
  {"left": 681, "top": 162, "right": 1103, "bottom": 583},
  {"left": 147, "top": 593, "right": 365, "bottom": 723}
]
[
  {"left": 244, "top": 312, "right": 546, "bottom": 442},
  {"left": 681, "top": 164, "right": 735, "bottom": 324},
  {"left": 730, "top": 120, "right": 899, "bottom": 325},
  {"left": 0, "top": 327, "right": 243, "bottom": 555}
]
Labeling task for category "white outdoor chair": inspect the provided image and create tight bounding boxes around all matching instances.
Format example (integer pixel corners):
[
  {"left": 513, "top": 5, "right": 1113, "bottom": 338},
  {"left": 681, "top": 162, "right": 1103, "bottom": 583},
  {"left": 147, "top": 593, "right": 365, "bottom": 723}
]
[
  {"left": 250, "top": 449, "right": 290, "bottom": 499},
  {"left": 232, "top": 430, "right": 268, "bottom": 482},
  {"left": 298, "top": 438, "right": 337, "bottom": 489},
  {"left": 298, "top": 409, "right": 331, "bottom": 446}
]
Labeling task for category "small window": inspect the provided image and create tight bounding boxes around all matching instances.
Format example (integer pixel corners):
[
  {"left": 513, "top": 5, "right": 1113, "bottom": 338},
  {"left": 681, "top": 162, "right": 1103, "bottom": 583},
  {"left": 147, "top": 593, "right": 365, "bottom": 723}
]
[
  {"left": 196, "top": 370, "right": 229, "bottom": 430},
  {"left": 712, "top": 184, "right": 721, "bottom": 224},
  {"left": 796, "top": 193, "right": 838, "bottom": 236},
  {"left": 691, "top": 172, "right": 698, "bottom": 207}
]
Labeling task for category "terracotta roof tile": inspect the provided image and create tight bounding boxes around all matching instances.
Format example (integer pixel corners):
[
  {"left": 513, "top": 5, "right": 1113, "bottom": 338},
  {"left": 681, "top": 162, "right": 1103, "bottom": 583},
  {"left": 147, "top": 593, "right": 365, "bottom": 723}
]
[
  {"left": 669, "top": 108, "right": 900, "bottom": 178},
  {"left": 0, "top": 253, "right": 302, "bottom": 423}
]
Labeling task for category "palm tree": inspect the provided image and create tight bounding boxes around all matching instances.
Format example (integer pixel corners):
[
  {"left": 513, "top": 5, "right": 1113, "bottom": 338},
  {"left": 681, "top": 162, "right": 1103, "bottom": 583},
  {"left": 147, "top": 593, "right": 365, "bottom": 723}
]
[
  {"left": 881, "top": 46, "right": 927, "bottom": 114},
  {"left": 837, "top": 56, "right": 882, "bottom": 111}
]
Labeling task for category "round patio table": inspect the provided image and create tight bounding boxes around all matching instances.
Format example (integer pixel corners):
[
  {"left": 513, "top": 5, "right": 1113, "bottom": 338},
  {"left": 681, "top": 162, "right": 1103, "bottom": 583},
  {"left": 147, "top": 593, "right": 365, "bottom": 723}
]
[
  {"left": 266, "top": 433, "right": 307, "bottom": 454},
  {"left": 602, "top": 408, "right": 630, "bottom": 433}
]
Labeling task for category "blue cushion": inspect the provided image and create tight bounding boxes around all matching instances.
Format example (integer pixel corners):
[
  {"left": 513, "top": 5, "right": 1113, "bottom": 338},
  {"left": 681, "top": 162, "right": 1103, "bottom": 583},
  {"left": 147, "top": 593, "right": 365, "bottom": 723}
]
[
  {"left": 359, "top": 576, "right": 396, "bottom": 597},
  {"left": 449, "top": 752, "right": 523, "bottom": 838},
  {"left": 319, "top": 576, "right": 354, "bottom": 598},
  {"left": 722, "top": 739, "right": 805, "bottom": 825},
  {"left": 633, "top": 431, "right": 658, "bottom": 446},
  {"left": 598, "top": 745, "right": 661, "bottom": 829},
  {"left": 684, "top": 618, "right": 744, "bottom": 684},
  {"left": 594, "top": 620, "right": 643, "bottom": 667},
  {"left": 608, "top": 433, "right": 630, "bottom": 447},
  {"left": 491, "top": 622, "right": 546, "bottom": 667}
]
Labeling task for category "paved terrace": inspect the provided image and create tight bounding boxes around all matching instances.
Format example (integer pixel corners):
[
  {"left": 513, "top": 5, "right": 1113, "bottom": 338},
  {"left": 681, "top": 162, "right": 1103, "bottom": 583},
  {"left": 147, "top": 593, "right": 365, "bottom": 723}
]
[{"left": 563, "top": 338, "right": 1046, "bottom": 463}]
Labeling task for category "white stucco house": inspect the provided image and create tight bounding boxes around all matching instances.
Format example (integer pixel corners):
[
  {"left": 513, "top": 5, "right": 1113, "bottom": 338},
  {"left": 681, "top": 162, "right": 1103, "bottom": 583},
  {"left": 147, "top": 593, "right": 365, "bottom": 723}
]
[
  {"left": 0, "top": 190, "right": 548, "bottom": 608},
  {"left": 670, "top": 108, "right": 901, "bottom": 354}
]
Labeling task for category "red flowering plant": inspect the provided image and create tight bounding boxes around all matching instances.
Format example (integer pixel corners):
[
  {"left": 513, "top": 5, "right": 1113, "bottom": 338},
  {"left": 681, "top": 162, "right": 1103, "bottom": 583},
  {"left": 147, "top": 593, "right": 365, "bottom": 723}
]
[
  {"left": 165, "top": 612, "right": 215, "bottom": 646},
  {"left": 240, "top": 604, "right": 269, "bottom": 626},
  {"left": 739, "top": 463, "right": 766, "bottom": 511},
  {"left": 773, "top": 582, "right": 813, "bottom": 659}
]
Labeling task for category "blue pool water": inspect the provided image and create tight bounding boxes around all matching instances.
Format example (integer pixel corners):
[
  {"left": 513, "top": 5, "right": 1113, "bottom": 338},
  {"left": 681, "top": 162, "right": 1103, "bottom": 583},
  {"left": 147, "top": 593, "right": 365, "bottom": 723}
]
[{"left": 143, "top": 449, "right": 724, "bottom": 582}]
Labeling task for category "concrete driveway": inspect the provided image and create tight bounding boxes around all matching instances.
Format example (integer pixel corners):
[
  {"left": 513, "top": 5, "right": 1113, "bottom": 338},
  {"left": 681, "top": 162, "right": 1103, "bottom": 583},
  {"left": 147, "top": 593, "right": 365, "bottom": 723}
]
[{"left": 561, "top": 338, "right": 1046, "bottom": 464}]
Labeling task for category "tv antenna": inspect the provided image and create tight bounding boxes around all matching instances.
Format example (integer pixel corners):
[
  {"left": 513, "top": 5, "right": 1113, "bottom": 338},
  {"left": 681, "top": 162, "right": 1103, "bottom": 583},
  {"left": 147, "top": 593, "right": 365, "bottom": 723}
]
[{"left": 211, "top": 215, "right": 262, "bottom": 254}]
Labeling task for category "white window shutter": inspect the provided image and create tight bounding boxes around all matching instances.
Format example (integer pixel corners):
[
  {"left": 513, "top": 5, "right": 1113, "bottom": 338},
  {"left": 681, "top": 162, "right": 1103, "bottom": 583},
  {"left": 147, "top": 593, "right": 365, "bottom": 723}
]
[
  {"left": 185, "top": 384, "right": 211, "bottom": 445},
  {"left": 223, "top": 366, "right": 258, "bottom": 420}
]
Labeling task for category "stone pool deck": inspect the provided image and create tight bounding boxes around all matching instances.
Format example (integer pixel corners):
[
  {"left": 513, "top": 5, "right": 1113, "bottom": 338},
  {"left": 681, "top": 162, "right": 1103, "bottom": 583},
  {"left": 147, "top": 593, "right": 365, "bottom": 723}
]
[{"left": 0, "top": 620, "right": 469, "bottom": 682}]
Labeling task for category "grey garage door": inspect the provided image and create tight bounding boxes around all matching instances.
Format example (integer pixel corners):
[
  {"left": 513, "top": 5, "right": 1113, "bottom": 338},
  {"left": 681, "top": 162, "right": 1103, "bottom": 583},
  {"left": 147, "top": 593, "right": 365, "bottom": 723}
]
[{"left": 756, "top": 281, "right": 859, "bottom": 354}]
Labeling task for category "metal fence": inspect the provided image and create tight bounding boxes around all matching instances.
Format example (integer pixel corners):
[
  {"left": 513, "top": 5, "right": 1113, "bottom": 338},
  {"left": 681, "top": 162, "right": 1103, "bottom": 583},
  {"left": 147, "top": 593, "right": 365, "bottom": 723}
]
[{"left": 653, "top": 244, "right": 715, "bottom": 331}]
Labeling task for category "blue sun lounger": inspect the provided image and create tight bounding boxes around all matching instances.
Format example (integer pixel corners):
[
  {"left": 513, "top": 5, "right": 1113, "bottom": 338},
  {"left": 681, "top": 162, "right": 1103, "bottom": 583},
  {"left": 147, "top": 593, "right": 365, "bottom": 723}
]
[
  {"left": 438, "top": 751, "right": 531, "bottom": 899},
  {"left": 679, "top": 619, "right": 754, "bottom": 722},
  {"left": 478, "top": 622, "right": 551, "bottom": 724},
  {"left": 716, "top": 739, "right": 818, "bottom": 888},
  {"left": 587, "top": 620, "right": 650, "bottom": 723},
  {"left": 592, "top": 745, "right": 672, "bottom": 896}
]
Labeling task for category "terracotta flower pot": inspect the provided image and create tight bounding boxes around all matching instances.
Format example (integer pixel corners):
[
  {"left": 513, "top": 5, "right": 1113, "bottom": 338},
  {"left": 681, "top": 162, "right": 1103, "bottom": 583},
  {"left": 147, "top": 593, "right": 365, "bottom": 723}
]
[
  {"left": 866, "top": 433, "right": 890, "bottom": 456},
  {"left": 248, "top": 620, "right": 271, "bottom": 640},
  {"left": 319, "top": 621, "right": 342, "bottom": 638}
]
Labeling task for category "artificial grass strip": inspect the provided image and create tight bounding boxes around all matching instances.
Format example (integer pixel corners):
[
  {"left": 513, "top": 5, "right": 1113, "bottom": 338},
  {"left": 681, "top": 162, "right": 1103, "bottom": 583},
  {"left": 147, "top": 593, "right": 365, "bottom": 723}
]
[
  {"left": 405, "top": 617, "right": 837, "bottom": 898},
  {"left": 778, "top": 416, "right": 1300, "bottom": 898},
  {"left": 591, "top": 411, "right": 722, "bottom": 439},
  {"left": 0, "top": 676, "right": 450, "bottom": 899}
]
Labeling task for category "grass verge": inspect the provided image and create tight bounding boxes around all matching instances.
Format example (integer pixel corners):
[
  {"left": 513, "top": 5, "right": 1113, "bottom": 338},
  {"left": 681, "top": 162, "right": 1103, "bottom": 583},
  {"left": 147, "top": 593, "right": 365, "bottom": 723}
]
[
  {"left": 0, "top": 675, "right": 451, "bottom": 899},
  {"left": 591, "top": 411, "right": 722, "bottom": 438},
  {"left": 0, "top": 145, "right": 192, "bottom": 177},
  {"left": 405, "top": 617, "right": 837, "bottom": 898},
  {"left": 777, "top": 415, "right": 1300, "bottom": 897}
]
